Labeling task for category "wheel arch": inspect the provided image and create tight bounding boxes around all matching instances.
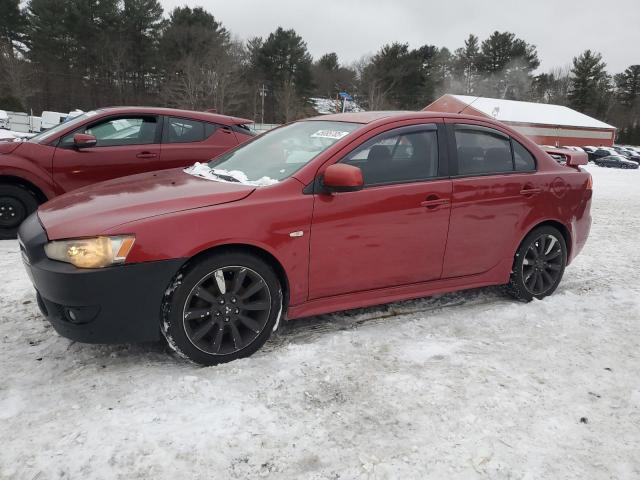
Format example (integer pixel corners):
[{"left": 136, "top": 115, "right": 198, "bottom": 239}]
[
  {"left": 0, "top": 175, "right": 49, "bottom": 204},
  {"left": 180, "top": 243, "right": 291, "bottom": 308},
  {"left": 518, "top": 219, "right": 572, "bottom": 259}
]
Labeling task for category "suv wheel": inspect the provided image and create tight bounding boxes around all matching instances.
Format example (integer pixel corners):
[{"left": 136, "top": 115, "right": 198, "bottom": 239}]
[
  {"left": 0, "top": 184, "right": 39, "bottom": 240},
  {"left": 162, "top": 251, "right": 283, "bottom": 366}
]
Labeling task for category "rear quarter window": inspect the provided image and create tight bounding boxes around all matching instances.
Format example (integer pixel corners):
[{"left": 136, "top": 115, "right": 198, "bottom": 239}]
[
  {"left": 164, "top": 117, "right": 218, "bottom": 143},
  {"left": 512, "top": 140, "right": 536, "bottom": 171}
]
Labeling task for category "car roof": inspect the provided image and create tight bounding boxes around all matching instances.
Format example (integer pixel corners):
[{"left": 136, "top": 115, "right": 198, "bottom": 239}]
[{"left": 96, "top": 106, "right": 252, "bottom": 125}]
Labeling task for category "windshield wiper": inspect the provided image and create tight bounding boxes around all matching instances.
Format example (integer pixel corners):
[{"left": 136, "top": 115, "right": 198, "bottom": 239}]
[{"left": 211, "top": 172, "right": 241, "bottom": 183}]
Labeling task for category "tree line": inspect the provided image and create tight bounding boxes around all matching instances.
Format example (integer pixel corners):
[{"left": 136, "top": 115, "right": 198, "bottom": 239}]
[{"left": 1, "top": 0, "right": 639, "bottom": 143}]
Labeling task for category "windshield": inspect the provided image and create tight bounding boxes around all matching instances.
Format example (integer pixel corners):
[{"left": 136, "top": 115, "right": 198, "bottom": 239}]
[
  {"left": 184, "top": 120, "right": 361, "bottom": 186},
  {"left": 28, "top": 110, "right": 101, "bottom": 144}
]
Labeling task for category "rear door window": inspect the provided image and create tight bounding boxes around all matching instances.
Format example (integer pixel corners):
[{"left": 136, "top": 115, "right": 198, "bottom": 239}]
[{"left": 455, "top": 126, "right": 513, "bottom": 175}]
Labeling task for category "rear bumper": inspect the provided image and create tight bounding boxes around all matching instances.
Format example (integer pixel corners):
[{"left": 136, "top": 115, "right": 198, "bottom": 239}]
[{"left": 19, "top": 213, "right": 185, "bottom": 343}]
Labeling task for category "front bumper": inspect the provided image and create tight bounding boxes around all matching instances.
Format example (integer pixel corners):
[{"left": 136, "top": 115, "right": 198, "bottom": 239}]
[{"left": 18, "top": 213, "right": 186, "bottom": 343}]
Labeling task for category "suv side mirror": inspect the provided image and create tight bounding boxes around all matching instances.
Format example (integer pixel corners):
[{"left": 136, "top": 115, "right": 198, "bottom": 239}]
[
  {"left": 322, "top": 164, "right": 364, "bottom": 193},
  {"left": 74, "top": 133, "right": 97, "bottom": 149}
]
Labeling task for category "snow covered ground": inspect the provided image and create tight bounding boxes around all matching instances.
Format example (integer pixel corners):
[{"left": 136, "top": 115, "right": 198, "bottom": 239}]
[{"left": 1, "top": 165, "right": 639, "bottom": 479}]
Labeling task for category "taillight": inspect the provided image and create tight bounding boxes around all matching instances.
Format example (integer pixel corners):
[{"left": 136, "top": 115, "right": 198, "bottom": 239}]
[{"left": 585, "top": 174, "right": 593, "bottom": 200}]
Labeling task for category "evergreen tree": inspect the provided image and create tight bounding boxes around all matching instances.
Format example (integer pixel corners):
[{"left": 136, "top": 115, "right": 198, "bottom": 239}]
[
  {"left": 256, "top": 27, "right": 313, "bottom": 122},
  {"left": 0, "top": 0, "right": 26, "bottom": 54},
  {"left": 613, "top": 65, "right": 640, "bottom": 144},
  {"left": 451, "top": 34, "right": 480, "bottom": 94},
  {"left": 477, "top": 31, "right": 539, "bottom": 99},
  {"left": 311, "top": 52, "right": 356, "bottom": 99},
  {"left": 568, "top": 50, "right": 611, "bottom": 118},
  {"left": 161, "top": 6, "right": 229, "bottom": 68},
  {"left": 120, "top": 0, "right": 164, "bottom": 101},
  {"left": 615, "top": 65, "right": 640, "bottom": 107}
]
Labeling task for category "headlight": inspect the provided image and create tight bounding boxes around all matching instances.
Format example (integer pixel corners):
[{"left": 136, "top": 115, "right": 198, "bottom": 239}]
[{"left": 44, "top": 236, "right": 135, "bottom": 269}]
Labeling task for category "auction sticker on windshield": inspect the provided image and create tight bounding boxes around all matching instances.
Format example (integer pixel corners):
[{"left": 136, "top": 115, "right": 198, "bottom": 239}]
[{"left": 310, "top": 130, "right": 351, "bottom": 140}]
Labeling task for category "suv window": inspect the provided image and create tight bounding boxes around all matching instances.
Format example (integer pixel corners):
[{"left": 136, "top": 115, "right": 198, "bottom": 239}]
[
  {"left": 512, "top": 140, "right": 536, "bottom": 171},
  {"left": 60, "top": 116, "right": 159, "bottom": 147},
  {"left": 342, "top": 126, "right": 439, "bottom": 186},
  {"left": 164, "top": 117, "right": 217, "bottom": 143},
  {"left": 455, "top": 126, "right": 513, "bottom": 175}
]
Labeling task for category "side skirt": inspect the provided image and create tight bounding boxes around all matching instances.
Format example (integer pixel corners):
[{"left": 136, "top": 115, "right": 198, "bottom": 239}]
[{"left": 286, "top": 258, "right": 512, "bottom": 320}]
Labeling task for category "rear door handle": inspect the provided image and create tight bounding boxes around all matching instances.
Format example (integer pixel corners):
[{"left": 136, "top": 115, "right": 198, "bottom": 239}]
[
  {"left": 420, "top": 196, "right": 450, "bottom": 209},
  {"left": 136, "top": 152, "right": 158, "bottom": 159},
  {"left": 520, "top": 187, "right": 542, "bottom": 196}
]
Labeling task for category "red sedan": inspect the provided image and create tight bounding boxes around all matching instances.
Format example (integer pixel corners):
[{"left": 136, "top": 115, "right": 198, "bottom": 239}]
[
  {"left": 19, "top": 111, "right": 592, "bottom": 365},
  {"left": 0, "top": 107, "right": 254, "bottom": 238}
]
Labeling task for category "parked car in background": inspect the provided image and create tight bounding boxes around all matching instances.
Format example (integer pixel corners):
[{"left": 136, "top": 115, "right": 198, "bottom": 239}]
[
  {"left": 0, "top": 107, "right": 254, "bottom": 238},
  {"left": 613, "top": 146, "right": 640, "bottom": 161},
  {"left": 594, "top": 155, "right": 639, "bottom": 169},
  {"left": 579, "top": 146, "right": 597, "bottom": 161},
  {"left": 592, "top": 148, "right": 615, "bottom": 161},
  {"left": 19, "top": 111, "right": 593, "bottom": 365}
]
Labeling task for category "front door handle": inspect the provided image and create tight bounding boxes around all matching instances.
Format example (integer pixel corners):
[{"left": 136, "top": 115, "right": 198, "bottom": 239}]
[
  {"left": 136, "top": 152, "right": 158, "bottom": 159},
  {"left": 420, "top": 195, "right": 450, "bottom": 209},
  {"left": 520, "top": 187, "right": 542, "bottom": 196}
]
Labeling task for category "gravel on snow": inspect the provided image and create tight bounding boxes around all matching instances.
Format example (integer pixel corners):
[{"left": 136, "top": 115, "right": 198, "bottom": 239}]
[{"left": 0, "top": 165, "right": 638, "bottom": 479}]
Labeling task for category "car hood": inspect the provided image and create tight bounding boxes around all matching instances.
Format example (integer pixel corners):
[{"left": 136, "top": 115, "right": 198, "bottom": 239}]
[{"left": 39, "top": 168, "right": 256, "bottom": 239}]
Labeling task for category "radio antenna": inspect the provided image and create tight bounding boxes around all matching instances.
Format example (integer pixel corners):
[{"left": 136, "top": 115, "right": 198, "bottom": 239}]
[{"left": 457, "top": 96, "right": 481, "bottom": 115}]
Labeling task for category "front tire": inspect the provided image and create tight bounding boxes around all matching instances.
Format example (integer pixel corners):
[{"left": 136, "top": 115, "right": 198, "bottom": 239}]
[
  {"left": 0, "top": 184, "right": 39, "bottom": 240},
  {"left": 506, "top": 226, "right": 567, "bottom": 302},
  {"left": 161, "top": 251, "right": 283, "bottom": 366}
]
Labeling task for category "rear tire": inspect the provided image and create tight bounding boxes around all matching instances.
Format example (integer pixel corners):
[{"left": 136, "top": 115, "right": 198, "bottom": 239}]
[
  {"left": 0, "top": 184, "right": 39, "bottom": 240},
  {"left": 161, "top": 251, "right": 283, "bottom": 366},
  {"left": 506, "top": 226, "right": 567, "bottom": 302}
]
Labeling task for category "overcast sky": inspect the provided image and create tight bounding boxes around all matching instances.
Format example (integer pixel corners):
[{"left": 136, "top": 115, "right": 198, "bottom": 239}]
[{"left": 160, "top": 0, "right": 639, "bottom": 73}]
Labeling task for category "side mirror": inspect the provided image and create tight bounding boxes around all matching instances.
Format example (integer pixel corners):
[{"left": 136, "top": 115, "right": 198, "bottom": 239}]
[
  {"left": 322, "top": 164, "right": 364, "bottom": 193},
  {"left": 74, "top": 133, "right": 97, "bottom": 149}
]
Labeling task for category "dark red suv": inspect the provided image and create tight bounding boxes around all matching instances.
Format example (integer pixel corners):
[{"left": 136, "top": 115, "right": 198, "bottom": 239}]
[
  {"left": 0, "top": 107, "right": 254, "bottom": 238},
  {"left": 19, "top": 111, "right": 592, "bottom": 366}
]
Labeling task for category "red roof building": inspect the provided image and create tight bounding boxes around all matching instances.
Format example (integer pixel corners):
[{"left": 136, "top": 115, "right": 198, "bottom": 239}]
[{"left": 424, "top": 94, "right": 617, "bottom": 147}]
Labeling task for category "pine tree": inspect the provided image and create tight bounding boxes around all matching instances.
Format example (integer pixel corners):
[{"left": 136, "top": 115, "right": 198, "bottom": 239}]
[
  {"left": 0, "top": 0, "right": 26, "bottom": 54},
  {"left": 120, "top": 0, "right": 164, "bottom": 102},
  {"left": 568, "top": 50, "right": 610, "bottom": 117},
  {"left": 452, "top": 34, "right": 480, "bottom": 94},
  {"left": 311, "top": 53, "right": 356, "bottom": 99},
  {"left": 161, "top": 6, "right": 229, "bottom": 68},
  {"left": 256, "top": 28, "right": 313, "bottom": 122},
  {"left": 476, "top": 31, "right": 539, "bottom": 99},
  {"left": 615, "top": 65, "right": 640, "bottom": 108}
]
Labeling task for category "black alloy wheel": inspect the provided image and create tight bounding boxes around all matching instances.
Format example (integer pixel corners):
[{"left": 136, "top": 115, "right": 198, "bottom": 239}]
[
  {"left": 183, "top": 266, "right": 272, "bottom": 355},
  {"left": 162, "top": 251, "right": 283, "bottom": 366},
  {"left": 520, "top": 234, "right": 564, "bottom": 296},
  {"left": 506, "top": 226, "right": 567, "bottom": 302}
]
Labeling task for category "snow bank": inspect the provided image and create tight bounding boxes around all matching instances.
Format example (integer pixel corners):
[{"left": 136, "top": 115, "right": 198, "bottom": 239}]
[{"left": 184, "top": 162, "right": 279, "bottom": 187}]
